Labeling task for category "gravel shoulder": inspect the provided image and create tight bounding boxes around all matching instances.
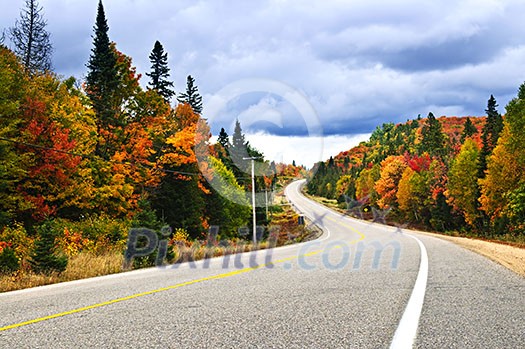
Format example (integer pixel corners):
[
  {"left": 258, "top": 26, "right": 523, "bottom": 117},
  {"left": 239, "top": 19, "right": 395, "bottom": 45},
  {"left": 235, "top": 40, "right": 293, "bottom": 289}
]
[{"left": 414, "top": 231, "right": 525, "bottom": 278}]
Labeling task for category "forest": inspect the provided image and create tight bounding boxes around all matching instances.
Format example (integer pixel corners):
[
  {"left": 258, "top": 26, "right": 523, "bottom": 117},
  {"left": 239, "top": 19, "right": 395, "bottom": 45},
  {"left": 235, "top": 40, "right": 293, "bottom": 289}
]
[
  {"left": 308, "top": 93, "right": 525, "bottom": 243},
  {"left": 0, "top": 0, "right": 304, "bottom": 285}
]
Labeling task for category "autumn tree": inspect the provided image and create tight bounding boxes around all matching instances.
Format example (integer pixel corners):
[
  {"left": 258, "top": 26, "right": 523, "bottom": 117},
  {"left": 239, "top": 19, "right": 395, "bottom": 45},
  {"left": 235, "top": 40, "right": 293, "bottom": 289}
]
[
  {"left": 0, "top": 47, "right": 30, "bottom": 225},
  {"left": 447, "top": 139, "right": 481, "bottom": 228},
  {"left": 9, "top": 0, "right": 53, "bottom": 73},
  {"left": 177, "top": 75, "right": 203, "bottom": 114},
  {"left": 375, "top": 155, "right": 407, "bottom": 209},
  {"left": 152, "top": 104, "right": 209, "bottom": 237},
  {"left": 355, "top": 164, "right": 380, "bottom": 204},
  {"left": 146, "top": 40, "right": 175, "bottom": 102},
  {"left": 397, "top": 167, "right": 430, "bottom": 222}
]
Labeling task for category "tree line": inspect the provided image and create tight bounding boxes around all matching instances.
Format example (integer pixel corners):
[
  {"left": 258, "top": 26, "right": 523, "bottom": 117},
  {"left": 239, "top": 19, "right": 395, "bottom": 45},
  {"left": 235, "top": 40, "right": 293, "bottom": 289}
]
[{"left": 308, "top": 93, "right": 524, "bottom": 240}]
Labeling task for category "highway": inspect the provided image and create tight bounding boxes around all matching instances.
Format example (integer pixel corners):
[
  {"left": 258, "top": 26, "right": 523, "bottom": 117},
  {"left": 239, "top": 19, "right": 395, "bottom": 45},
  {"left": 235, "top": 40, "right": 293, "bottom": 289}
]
[{"left": 1, "top": 180, "right": 524, "bottom": 348}]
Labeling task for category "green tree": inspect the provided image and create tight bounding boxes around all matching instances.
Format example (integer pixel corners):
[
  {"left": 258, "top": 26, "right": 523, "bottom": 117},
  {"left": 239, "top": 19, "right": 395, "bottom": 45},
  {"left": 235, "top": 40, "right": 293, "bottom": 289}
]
[
  {"left": 85, "top": 0, "right": 119, "bottom": 147},
  {"left": 479, "top": 95, "right": 503, "bottom": 177},
  {"left": 30, "top": 222, "right": 68, "bottom": 274},
  {"left": 447, "top": 139, "right": 481, "bottom": 228},
  {"left": 8, "top": 0, "right": 53, "bottom": 73},
  {"left": 205, "top": 156, "right": 250, "bottom": 237},
  {"left": 460, "top": 117, "right": 477, "bottom": 143},
  {"left": 418, "top": 112, "right": 446, "bottom": 157},
  {"left": 177, "top": 75, "right": 203, "bottom": 114},
  {"left": 0, "top": 246, "right": 19, "bottom": 274},
  {"left": 146, "top": 40, "right": 175, "bottom": 102},
  {"left": 218, "top": 127, "right": 229, "bottom": 149}
]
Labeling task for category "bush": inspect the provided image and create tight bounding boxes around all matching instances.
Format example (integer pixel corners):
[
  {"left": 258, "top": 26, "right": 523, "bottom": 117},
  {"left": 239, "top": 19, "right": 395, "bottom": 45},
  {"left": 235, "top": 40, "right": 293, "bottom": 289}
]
[
  {"left": 0, "top": 222, "right": 33, "bottom": 261},
  {"left": 0, "top": 245, "right": 19, "bottom": 274}
]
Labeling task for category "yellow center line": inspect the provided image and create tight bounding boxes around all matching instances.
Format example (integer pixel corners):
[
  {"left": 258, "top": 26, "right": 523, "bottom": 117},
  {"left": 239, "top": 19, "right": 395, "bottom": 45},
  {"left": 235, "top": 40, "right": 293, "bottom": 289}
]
[{"left": 1, "top": 219, "right": 366, "bottom": 333}]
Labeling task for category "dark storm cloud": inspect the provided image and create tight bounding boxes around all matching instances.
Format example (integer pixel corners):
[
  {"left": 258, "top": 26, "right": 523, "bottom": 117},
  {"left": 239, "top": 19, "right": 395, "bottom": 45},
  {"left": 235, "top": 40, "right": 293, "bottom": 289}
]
[{"left": 2, "top": 0, "right": 525, "bottom": 139}]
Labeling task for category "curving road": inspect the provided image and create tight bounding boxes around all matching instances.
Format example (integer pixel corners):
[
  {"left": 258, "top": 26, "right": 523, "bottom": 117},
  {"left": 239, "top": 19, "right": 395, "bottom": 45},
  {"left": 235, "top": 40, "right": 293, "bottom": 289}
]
[{"left": 1, "top": 180, "right": 524, "bottom": 348}]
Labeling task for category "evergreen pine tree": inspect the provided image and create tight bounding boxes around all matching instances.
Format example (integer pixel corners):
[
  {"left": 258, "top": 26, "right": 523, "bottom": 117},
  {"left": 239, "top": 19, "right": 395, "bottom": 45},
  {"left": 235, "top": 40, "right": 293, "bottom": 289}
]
[
  {"left": 177, "top": 75, "right": 203, "bottom": 114},
  {"left": 30, "top": 223, "right": 68, "bottom": 274},
  {"left": 9, "top": 0, "right": 53, "bottom": 73},
  {"left": 0, "top": 247, "right": 19, "bottom": 274},
  {"left": 85, "top": 0, "right": 119, "bottom": 133},
  {"left": 479, "top": 95, "right": 504, "bottom": 177},
  {"left": 418, "top": 112, "right": 446, "bottom": 157},
  {"left": 218, "top": 127, "right": 229, "bottom": 149},
  {"left": 460, "top": 117, "right": 477, "bottom": 143},
  {"left": 146, "top": 40, "right": 175, "bottom": 101}
]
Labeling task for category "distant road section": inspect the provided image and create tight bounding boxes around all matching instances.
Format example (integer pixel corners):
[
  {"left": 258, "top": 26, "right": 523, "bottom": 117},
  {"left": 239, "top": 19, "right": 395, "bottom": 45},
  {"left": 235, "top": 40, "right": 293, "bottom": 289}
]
[{"left": 0, "top": 180, "right": 524, "bottom": 348}]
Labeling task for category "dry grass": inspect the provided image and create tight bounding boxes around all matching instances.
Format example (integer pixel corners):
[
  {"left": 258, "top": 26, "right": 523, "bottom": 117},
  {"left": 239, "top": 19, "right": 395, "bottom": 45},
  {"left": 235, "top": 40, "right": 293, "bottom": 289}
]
[
  {"left": 0, "top": 250, "right": 124, "bottom": 293},
  {"left": 415, "top": 231, "right": 525, "bottom": 277}
]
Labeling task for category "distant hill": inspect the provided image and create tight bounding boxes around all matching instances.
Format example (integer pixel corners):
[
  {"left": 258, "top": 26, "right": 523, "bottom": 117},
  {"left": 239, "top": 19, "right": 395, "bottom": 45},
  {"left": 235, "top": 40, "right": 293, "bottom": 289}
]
[{"left": 331, "top": 115, "right": 486, "bottom": 171}]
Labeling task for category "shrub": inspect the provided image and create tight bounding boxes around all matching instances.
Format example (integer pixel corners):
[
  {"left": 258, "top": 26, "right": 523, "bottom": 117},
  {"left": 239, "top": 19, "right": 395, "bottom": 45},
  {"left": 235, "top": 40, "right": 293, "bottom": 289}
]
[
  {"left": 0, "top": 222, "right": 33, "bottom": 262},
  {"left": 0, "top": 245, "right": 19, "bottom": 274}
]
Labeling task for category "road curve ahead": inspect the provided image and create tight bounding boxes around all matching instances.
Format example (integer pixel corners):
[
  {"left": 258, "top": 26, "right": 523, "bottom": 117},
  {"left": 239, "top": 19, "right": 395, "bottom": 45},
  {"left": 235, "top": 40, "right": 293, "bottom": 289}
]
[{"left": 1, "top": 180, "right": 524, "bottom": 348}]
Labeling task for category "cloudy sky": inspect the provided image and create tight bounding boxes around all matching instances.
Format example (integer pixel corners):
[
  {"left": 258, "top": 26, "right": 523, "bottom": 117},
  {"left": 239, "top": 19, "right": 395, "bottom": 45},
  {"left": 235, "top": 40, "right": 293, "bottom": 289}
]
[{"left": 2, "top": 0, "right": 525, "bottom": 166}]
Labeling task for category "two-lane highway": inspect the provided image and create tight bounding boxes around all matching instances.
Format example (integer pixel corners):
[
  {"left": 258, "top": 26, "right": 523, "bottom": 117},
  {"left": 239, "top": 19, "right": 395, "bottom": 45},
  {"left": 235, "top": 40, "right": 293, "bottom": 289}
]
[{"left": 1, "top": 180, "right": 524, "bottom": 348}]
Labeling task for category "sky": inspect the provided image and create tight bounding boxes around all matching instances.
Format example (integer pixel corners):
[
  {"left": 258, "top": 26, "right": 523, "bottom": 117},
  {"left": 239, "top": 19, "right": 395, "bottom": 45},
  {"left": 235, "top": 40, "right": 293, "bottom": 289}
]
[{"left": 2, "top": 0, "right": 525, "bottom": 167}]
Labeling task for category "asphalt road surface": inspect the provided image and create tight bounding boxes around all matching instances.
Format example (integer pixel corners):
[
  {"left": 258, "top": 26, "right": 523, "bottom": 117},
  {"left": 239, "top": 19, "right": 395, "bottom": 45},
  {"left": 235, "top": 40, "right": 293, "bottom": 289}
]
[{"left": 1, "top": 180, "right": 524, "bottom": 348}]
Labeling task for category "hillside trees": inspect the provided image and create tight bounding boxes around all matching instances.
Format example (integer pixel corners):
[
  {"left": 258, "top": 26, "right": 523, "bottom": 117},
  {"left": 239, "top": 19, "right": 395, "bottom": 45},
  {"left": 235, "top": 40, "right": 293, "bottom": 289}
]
[{"left": 480, "top": 86, "right": 525, "bottom": 235}]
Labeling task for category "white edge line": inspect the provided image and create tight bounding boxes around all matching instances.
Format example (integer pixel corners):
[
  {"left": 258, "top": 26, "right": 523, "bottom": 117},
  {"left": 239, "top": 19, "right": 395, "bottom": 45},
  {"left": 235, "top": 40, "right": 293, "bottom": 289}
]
[
  {"left": 292, "top": 178, "right": 429, "bottom": 348},
  {"left": 389, "top": 234, "right": 429, "bottom": 349}
]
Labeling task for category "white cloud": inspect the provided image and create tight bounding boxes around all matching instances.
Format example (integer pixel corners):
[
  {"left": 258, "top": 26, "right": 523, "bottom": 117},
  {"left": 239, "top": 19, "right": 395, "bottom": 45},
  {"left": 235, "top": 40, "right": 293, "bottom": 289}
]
[
  {"left": 243, "top": 132, "right": 371, "bottom": 168},
  {"left": 1, "top": 0, "right": 524, "bottom": 148}
]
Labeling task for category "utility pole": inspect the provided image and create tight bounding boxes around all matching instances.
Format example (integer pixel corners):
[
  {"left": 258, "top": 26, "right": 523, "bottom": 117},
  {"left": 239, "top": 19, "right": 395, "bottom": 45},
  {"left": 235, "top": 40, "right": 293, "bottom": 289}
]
[
  {"left": 244, "top": 157, "right": 258, "bottom": 244},
  {"left": 265, "top": 188, "right": 269, "bottom": 220}
]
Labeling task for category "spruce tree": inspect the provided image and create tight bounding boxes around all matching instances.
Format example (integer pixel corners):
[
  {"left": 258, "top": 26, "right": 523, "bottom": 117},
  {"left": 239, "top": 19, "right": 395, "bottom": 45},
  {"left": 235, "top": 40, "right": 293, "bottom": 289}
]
[
  {"left": 146, "top": 40, "right": 175, "bottom": 102},
  {"left": 460, "top": 117, "right": 477, "bottom": 143},
  {"left": 418, "top": 112, "right": 446, "bottom": 157},
  {"left": 229, "top": 120, "right": 250, "bottom": 185},
  {"left": 85, "top": 0, "right": 119, "bottom": 132},
  {"left": 177, "top": 75, "right": 203, "bottom": 114},
  {"left": 218, "top": 127, "right": 229, "bottom": 148},
  {"left": 479, "top": 95, "right": 503, "bottom": 177},
  {"left": 9, "top": 0, "right": 53, "bottom": 73},
  {"left": 30, "top": 223, "right": 68, "bottom": 274}
]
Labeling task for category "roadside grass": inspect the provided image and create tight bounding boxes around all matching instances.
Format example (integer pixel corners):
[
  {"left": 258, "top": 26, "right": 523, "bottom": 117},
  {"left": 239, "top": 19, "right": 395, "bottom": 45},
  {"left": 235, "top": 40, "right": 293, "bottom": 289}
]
[{"left": 0, "top": 250, "right": 124, "bottom": 293}]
